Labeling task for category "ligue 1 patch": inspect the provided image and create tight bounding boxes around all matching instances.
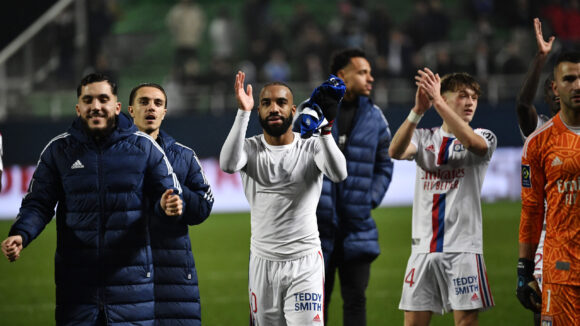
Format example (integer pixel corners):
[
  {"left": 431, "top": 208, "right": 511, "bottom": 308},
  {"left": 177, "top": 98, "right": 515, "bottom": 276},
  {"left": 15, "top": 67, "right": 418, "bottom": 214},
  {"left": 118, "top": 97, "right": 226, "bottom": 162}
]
[
  {"left": 521, "top": 164, "right": 531, "bottom": 188},
  {"left": 541, "top": 315, "right": 553, "bottom": 326}
]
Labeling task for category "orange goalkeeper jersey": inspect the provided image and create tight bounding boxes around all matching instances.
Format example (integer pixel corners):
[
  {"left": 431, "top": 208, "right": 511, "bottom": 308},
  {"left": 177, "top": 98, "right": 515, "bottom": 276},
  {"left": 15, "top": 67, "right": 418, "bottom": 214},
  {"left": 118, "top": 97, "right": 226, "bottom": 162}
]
[{"left": 520, "top": 113, "right": 580, "bottom": 286}]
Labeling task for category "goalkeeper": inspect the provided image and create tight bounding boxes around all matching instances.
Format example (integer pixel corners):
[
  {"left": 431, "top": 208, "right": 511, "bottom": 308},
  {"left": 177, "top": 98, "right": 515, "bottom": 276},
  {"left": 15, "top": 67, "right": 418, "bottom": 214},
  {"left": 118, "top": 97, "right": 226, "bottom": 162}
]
[
  {"left": 514, "top": 18, "right": 557, "bottom": 326},
  {"left": 519, "top": 51, "right": 580, "bottom": 326}
]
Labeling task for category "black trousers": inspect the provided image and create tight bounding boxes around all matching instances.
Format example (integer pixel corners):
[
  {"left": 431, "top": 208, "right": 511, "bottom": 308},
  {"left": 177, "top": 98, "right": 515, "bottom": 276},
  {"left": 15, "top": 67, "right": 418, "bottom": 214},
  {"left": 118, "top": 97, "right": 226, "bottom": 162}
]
[{"left": 324, "top": 246, "right": 371, "bottom": 326}]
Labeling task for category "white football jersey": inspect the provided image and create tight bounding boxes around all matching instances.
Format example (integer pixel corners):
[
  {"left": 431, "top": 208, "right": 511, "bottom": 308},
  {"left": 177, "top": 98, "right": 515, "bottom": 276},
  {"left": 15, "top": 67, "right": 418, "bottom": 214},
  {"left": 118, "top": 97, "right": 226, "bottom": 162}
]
[
  {"left": 241, "top": 133, "right": 325, "bottom": 260},
  {"left": 220, "top": 110, "right": 346, "bottom": 261},
  {"left": 408, "top": 127, "right": 497, "bottom": 254}
]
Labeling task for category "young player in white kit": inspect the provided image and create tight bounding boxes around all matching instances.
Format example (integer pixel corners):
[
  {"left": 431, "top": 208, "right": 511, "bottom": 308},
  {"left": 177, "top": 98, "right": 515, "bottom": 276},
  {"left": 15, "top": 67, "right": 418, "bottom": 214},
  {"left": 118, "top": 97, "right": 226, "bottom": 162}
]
[
  {"left": 220, "top": 71, "right": 347, "bottom": 325},
  {"left": 389, "top": 69, "right": 496, "bottom": 326}
]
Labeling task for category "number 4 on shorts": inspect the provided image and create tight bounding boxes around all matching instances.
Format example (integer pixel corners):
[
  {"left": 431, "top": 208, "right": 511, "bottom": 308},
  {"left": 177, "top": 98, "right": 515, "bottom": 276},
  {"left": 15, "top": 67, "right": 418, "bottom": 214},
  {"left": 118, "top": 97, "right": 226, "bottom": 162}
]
[{"left": 405, "top": 268, "right": 415, "bottom": 287}]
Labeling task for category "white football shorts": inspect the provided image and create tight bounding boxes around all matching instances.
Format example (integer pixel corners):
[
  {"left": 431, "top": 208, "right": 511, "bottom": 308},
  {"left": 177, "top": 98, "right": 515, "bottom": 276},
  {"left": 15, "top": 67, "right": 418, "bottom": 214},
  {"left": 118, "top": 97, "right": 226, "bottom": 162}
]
[
  {"left": 249, "top": 249, "right": 325, "bottom": 326},
  {"left": 398, "top": 252, "right": 494, "bottom": 314}
]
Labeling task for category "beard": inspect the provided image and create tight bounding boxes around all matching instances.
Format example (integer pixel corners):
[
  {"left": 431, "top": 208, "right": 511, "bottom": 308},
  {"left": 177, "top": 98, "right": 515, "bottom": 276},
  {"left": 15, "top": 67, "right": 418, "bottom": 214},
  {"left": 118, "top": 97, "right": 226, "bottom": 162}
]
[
  {"left": 561, "top": 93, "right": 580, "bottom": 111},
  {"left": 80, "top": 112, "right": 117, "bottom": 140},
  {"left": 259, "top": 112, "right": 294, "bottom": 137}
]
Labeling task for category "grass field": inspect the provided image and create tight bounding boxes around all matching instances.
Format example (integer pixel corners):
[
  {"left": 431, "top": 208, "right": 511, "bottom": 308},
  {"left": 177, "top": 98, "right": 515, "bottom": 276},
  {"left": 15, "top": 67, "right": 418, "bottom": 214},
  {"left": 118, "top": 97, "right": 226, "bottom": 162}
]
[{"left": 0, "top": 201, "right": 535, "bottom": 325}]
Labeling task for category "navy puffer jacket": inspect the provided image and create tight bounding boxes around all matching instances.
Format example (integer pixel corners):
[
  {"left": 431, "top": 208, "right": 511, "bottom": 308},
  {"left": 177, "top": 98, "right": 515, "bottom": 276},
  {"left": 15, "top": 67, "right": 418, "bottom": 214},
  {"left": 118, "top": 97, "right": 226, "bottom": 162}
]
[
  {"left": 317, "top": 96, "right": 393, "bottom": 264},
  {"left": 9, "top": 113, "right": 182, "bottom": 326},
  {"left": 152, "top": 130, "right": 213, "bottom": 326}
]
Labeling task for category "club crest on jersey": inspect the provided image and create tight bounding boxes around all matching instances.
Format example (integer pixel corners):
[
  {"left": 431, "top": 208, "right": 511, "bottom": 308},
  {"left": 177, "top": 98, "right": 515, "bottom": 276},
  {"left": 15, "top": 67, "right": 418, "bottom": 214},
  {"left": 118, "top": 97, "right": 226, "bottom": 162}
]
[
  {"left": 453, "top": 140, "right": 465, "bottom": 152},
  {"left": 541, "top": 315, "right": 553, "bottom": 326},
  {"left": 521, "top": 164, "right": 531, "bottom": 188}
]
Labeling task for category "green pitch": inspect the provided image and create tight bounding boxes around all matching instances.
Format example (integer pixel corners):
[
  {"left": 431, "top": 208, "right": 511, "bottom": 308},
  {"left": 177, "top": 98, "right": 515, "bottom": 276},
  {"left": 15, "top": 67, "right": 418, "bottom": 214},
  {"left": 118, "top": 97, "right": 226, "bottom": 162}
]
[{"left": 0, "top": 201, "right": 533, "bottom": 325}]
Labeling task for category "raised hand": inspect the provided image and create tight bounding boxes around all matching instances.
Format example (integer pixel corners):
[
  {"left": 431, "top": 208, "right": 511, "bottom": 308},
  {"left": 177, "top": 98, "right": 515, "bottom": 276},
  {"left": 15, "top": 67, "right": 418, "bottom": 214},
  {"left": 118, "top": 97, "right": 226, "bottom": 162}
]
[
  {"left": 234, "top": 71, "right": 254, "bottom": 112},
  {"left": 415, "top": 68, "right": 441, "bottom": 102},
  {"left": 534, "top": 18, "right": 555, "bottom": 56},
  {"left": 310, "top": 75, "right": 346, "bottom": 122},
  {"left": 414, "top": 86, "right": 432, "bottom": 115}
]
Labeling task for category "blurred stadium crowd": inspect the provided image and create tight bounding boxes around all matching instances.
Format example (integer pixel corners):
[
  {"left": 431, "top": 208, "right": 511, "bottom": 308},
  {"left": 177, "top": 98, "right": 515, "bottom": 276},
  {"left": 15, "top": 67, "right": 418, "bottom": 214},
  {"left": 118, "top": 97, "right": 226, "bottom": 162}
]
[{"left": 1, "top": 0, "right": 579, "bottom": 118}]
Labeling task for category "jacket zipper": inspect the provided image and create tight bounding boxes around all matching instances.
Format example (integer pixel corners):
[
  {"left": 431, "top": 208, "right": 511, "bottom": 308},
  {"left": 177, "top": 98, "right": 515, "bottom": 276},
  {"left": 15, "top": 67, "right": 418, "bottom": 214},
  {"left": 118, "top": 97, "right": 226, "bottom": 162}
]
[{"left": 97, "top": 146, "right": 106, "bottom": 321}]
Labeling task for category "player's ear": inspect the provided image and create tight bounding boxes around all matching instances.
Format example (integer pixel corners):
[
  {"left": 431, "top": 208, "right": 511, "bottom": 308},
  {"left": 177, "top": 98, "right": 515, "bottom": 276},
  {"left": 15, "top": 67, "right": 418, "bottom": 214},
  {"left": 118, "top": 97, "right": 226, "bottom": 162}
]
[
  {"left": 128, "top": 105, "right": 135, "bottom": 117},
  {"left": 552, "top": 81, "right": 559, "bottom": 97}
]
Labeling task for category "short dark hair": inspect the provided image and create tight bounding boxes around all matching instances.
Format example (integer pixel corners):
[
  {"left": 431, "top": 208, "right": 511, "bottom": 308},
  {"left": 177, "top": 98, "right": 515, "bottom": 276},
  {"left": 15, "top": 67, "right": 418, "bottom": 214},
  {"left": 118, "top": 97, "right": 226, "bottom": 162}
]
[
  {"left": 554, "top": 51, "right": 580, "bottom": 67},
  {"left": 260, "top": 81, "right": 293, "bottom": 97},
  {"left": 129, "top": 83, "right": 168, "bottom": 108},
  {"left": 330, "top": 48, "right": 367, "bottom": 75},
  {"left": 76, "top": 73, "right": 117, "bottom": 98},
  {"left": 440, "top": 72, "right": 481, "bottom": 96}
]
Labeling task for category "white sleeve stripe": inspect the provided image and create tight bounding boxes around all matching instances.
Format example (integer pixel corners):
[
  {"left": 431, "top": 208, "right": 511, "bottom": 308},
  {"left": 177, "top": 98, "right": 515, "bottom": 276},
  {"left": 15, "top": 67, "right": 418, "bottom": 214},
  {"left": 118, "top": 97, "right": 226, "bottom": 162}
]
[
  {"left": 36, "top": 133, "right": 70, "bottom": 166},
  {"left": 192, "top": 153, "right": 211, "bottom": 186},
  {"left": 204, "top": 192, "right": 214, "bottom": 202},
  {"left": 522, "top": 121, "right": 553, "bottom": 159},
  {"left": 176, "top": 141, "right": 210, "bottom": 185},
  {"left": 24, "top": 132, "right": 70, "bottom": 198},
  {"left": 175, "top": 141, "right": 213, "bottom": 199},
  {"left": 373, "top": 104, "right": 389, "bottom": 126},
  {"left": 175, "top": 141, "right": 193, "bottom": 152},
  {"left": 134, "top": 131, "right": 183, "bottom": 194}
]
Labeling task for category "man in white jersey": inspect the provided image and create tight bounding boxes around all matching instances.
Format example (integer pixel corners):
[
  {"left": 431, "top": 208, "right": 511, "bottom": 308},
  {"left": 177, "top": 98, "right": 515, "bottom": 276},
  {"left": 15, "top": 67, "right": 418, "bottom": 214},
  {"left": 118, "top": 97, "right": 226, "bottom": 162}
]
[
  {"left": 389, "top": 69, "right": 497, "bottom": 326},
  {"left": 220, "top": 71, "right": 347, "bottom": 325},
  {"left": 514, "top": 18, "right": 559, "bottom": 326}
]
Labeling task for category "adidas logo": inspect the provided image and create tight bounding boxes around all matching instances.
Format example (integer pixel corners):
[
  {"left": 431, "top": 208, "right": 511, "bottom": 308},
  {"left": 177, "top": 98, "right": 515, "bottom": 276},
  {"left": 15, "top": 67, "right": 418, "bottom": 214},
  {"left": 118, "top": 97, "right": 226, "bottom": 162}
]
[
  {"left": 425, "top": 144, "right": 435, "bottom": 152},
  {"left": 471, "top": 293, "right": 479, "bottom": 301},
  {"left": 71, "top": 160, "right": 85, "bottom": 169},
  {"left": 313, "top": 314, "right": 322, "bottom": 323},
  {"left": 551, "top": 156, "right": 563, "bottom": 167}
]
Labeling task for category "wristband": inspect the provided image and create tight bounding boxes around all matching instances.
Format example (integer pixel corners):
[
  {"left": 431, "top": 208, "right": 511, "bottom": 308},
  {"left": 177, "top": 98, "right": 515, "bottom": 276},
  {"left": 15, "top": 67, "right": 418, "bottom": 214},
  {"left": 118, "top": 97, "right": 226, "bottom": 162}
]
[
  {"left": 321, "top": 120, "right": 334, "bottom": 135},
  {"left": 407, "top": 111, "right": 423, "bottom": 124},
  {"left": 517, "top": 258, "right": 535, "bottom": 276}
]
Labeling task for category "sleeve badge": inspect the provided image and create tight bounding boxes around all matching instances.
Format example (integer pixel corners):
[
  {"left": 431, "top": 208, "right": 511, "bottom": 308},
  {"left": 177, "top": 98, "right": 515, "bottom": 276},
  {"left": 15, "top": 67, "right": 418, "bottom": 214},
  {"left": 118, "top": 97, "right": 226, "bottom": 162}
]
[{"left": 521, "top": 164, "right": 531, "bottom": 188}]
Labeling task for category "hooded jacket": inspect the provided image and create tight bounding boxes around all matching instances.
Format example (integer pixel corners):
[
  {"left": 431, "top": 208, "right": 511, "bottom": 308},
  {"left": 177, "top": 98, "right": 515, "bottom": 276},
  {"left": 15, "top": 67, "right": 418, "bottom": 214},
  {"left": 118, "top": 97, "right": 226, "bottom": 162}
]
[
  {"left": 9, "top": 113, "right": 181, "bottom": 325},
  {"left": 151, "top": 130, "right": 213, "bottom": 326}
]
